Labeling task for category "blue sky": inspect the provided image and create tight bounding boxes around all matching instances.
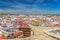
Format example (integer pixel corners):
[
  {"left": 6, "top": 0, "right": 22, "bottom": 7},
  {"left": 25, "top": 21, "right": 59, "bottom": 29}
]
[{"left": 0, "top": 0, "right": 60, "bottom": 14}]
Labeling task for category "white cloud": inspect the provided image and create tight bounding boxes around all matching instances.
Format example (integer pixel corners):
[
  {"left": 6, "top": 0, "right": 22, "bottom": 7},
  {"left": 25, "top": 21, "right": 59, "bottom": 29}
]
[
  {"left": 0, "top": 8, "right": 60, "bottom": 14},
  {"left": 11, "top": 4, "right": 27, "bottom": 9}
]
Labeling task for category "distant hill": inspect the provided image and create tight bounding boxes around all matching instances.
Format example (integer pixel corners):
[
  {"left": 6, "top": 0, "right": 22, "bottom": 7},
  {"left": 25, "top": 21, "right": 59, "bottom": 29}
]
[
  {"left": 0, "top": 13, "right": 60, "bottom": 16},
  {"left": 0, "top": 13, "right": 19, "bottom": 15}
]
